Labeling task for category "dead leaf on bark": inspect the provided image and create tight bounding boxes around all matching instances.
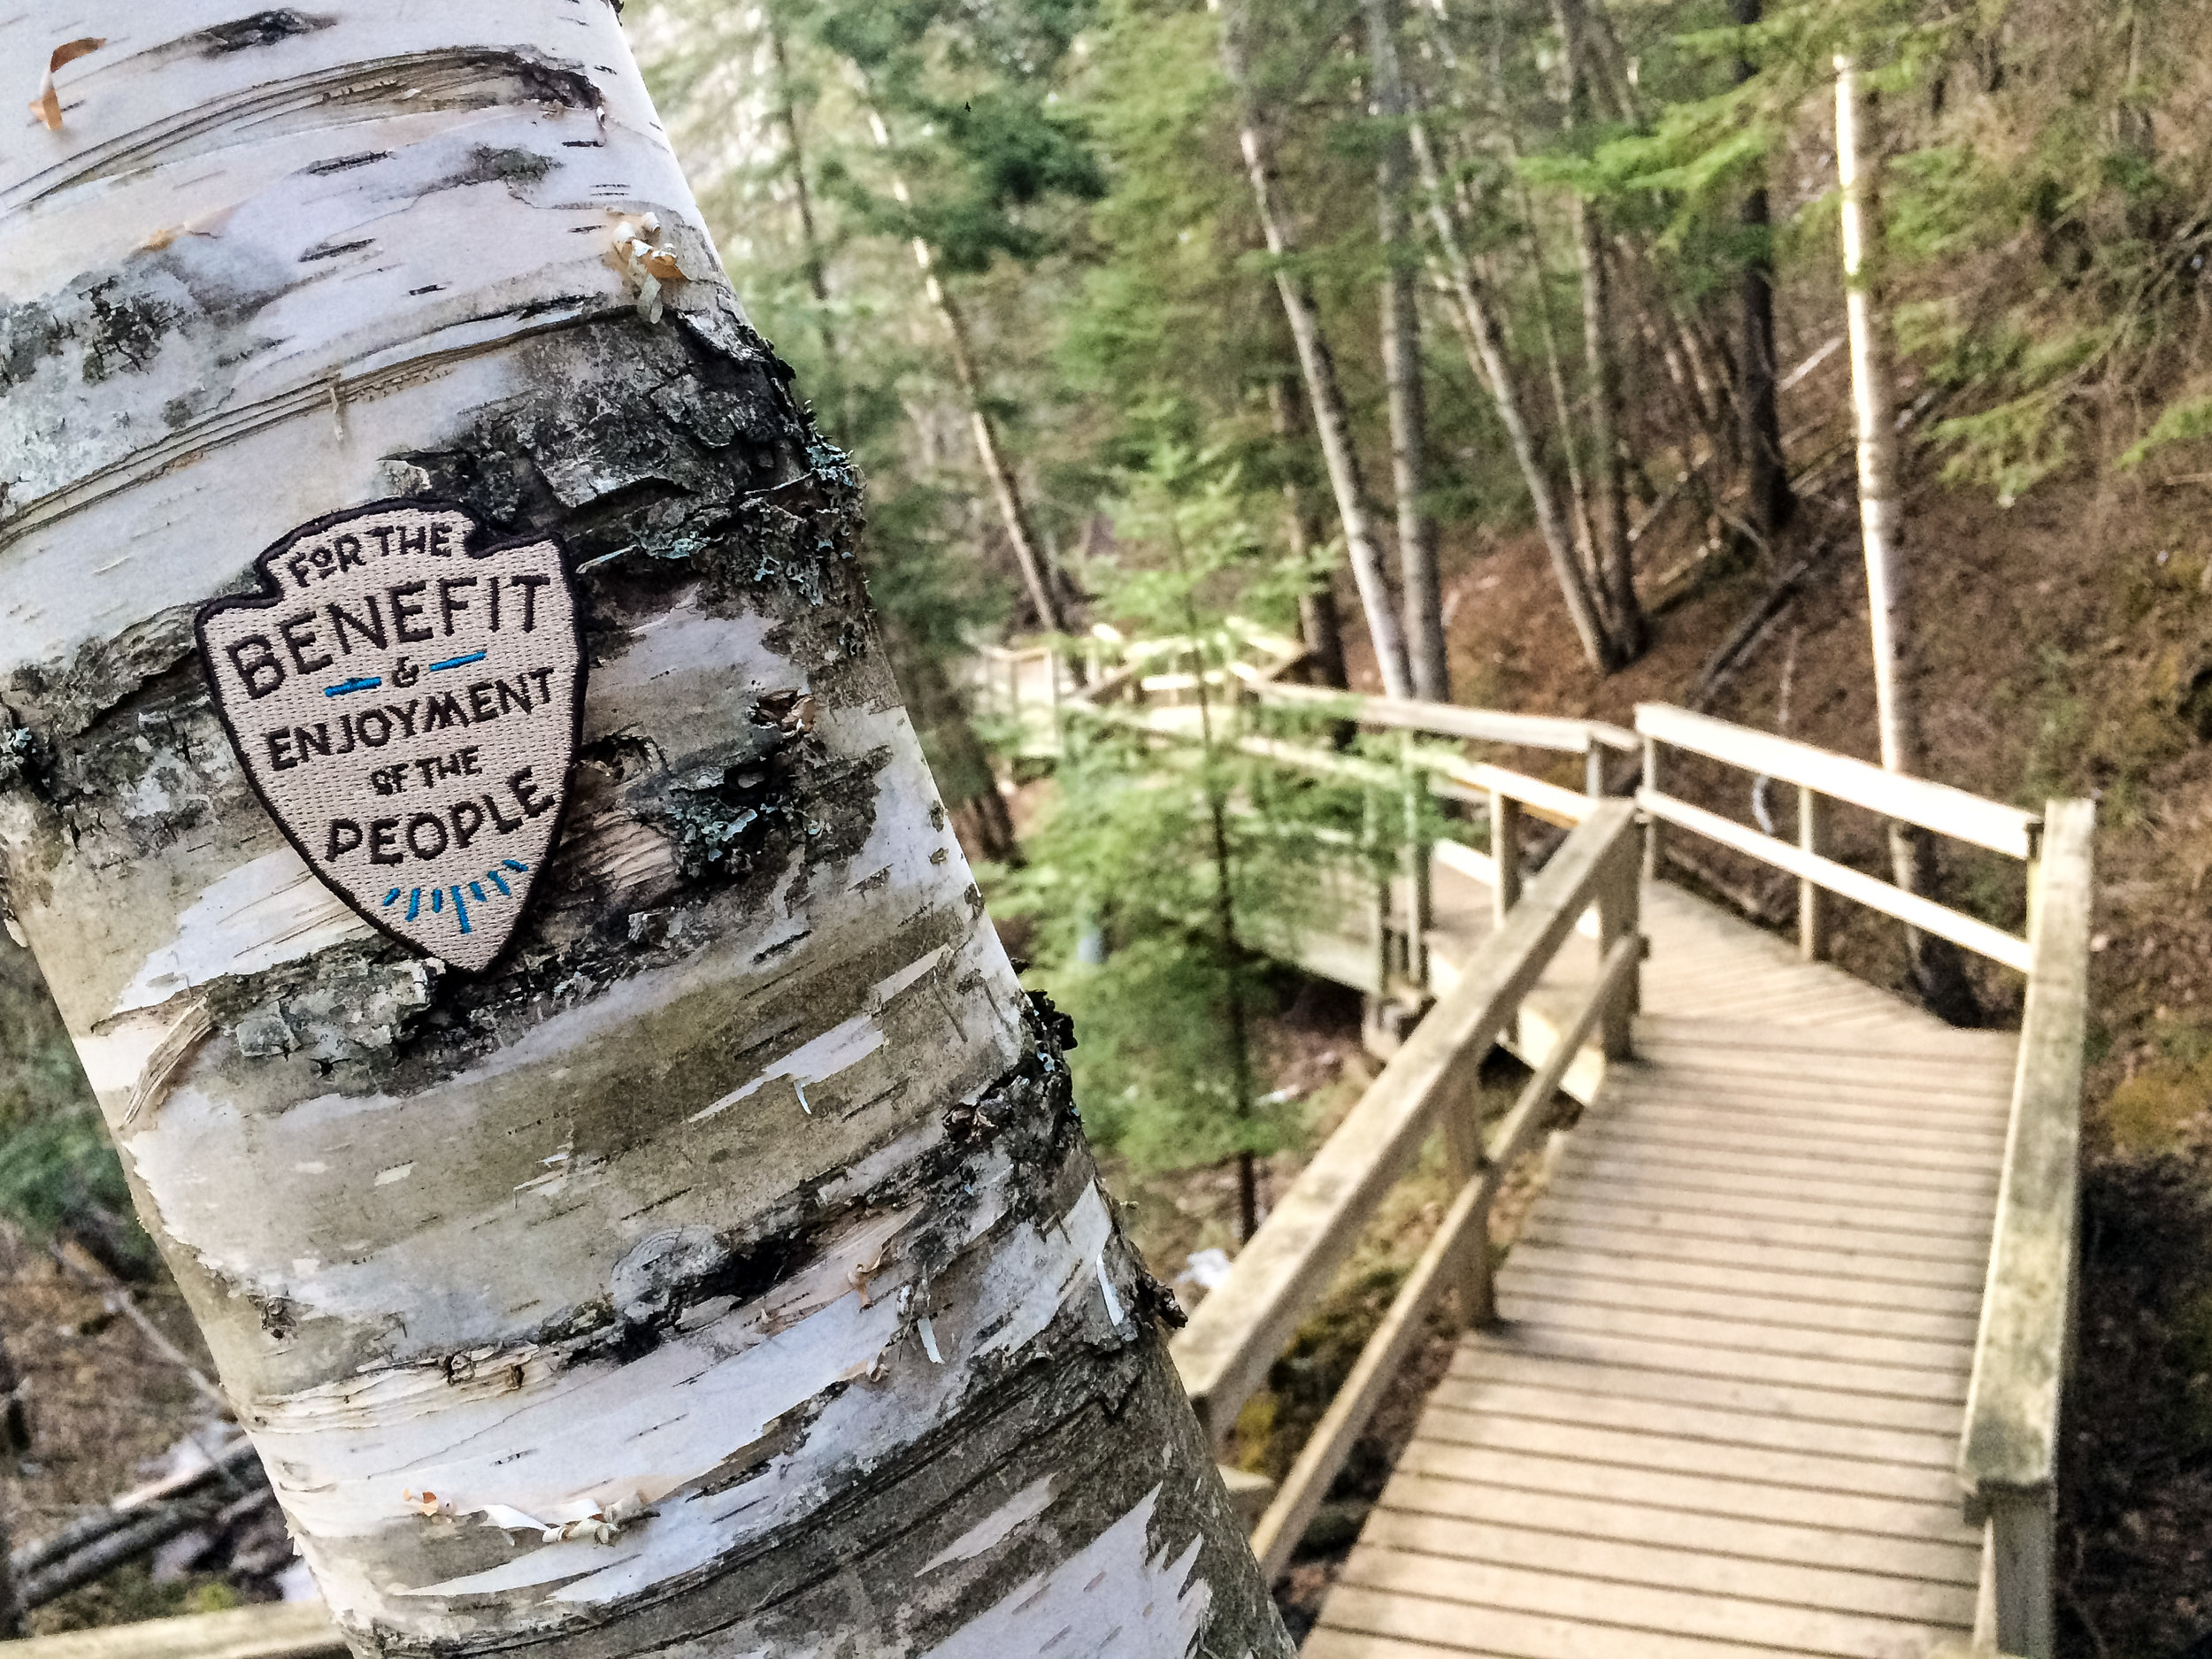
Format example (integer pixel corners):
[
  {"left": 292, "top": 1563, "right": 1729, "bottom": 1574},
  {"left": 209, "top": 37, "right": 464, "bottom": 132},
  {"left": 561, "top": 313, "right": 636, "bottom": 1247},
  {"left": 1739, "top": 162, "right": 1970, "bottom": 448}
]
[{"left": 29, "top": 37, "right": 105, "bottom": 132}]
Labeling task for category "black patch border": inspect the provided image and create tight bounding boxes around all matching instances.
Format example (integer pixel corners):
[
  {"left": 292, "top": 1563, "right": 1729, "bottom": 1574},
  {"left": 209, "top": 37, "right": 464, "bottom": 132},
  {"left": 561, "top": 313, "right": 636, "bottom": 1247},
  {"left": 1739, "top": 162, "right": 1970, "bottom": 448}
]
[{"left": 193, "top": 496, "right": 588, "bottom": 976}]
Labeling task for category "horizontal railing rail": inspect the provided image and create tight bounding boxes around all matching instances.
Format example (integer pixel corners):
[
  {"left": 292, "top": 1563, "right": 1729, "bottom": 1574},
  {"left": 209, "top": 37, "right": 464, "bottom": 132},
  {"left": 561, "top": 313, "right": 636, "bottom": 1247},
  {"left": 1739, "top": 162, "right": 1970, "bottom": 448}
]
[
  {"left": 1170, "top": 803, "right": 1643, "bottom": 1555},
  {"left": 1959, "top": 798, "right": 2095, "bottom": 1659},
  {"left": 1246, "top": 932, "right": 1640, "bottom": 1579},
  {"left": 0, "top": 1602, "right": 343, "bottom": 1657},
  {"left": 1635, "top": 702, "right": 2044, "bottom": 972}
]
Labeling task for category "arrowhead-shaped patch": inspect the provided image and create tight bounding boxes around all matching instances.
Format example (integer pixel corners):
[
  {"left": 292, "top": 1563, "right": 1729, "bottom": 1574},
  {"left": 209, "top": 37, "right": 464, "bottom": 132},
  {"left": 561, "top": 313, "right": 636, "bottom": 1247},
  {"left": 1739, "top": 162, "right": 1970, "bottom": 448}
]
[{"left": 196, "top": 501, "right": 583, "bottom": 973}]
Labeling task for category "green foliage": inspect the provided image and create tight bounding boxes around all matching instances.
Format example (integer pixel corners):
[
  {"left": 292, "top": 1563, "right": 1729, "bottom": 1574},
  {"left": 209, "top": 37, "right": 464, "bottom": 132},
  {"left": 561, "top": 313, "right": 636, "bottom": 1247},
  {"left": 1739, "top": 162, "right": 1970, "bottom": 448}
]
[
  {"left": 995, "top": 446, "right": 1363, "bottom": 1172},
  {"left": 0, "top": 1110, "right": 133, "bottom": 1241}
]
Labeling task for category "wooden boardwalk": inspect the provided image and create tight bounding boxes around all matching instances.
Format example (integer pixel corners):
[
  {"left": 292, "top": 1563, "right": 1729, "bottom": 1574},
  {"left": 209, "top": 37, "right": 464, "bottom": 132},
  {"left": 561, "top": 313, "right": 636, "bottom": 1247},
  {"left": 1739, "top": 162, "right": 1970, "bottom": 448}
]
[{"left": 1305, "top": 862, "right": 2019, "bottom": 1659}]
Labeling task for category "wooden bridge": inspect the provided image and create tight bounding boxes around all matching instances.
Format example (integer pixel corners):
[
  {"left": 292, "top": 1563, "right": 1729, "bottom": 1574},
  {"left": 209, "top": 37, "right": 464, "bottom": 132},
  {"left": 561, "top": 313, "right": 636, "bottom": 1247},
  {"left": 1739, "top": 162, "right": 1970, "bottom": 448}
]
[
  {"left": 978, "top": 635, "right": 2092, "bottom": 1659},
  {"left": 4, "top": 646, "right": 2091, "bottom": 1659}
]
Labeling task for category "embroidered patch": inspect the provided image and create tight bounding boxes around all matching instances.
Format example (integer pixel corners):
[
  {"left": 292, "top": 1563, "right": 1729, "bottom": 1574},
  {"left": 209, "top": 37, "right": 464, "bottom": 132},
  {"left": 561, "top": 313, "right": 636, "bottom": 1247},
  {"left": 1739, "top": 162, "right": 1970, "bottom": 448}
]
[{"left": 196, "top": 501, "right": 583, "bottom": 972}]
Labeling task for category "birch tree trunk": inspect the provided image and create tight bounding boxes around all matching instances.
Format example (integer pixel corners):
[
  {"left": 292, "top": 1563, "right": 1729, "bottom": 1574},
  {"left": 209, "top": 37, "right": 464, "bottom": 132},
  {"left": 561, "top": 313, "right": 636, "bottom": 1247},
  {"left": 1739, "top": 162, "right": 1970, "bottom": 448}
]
[
  {"left": 1363, "top": 0, "right": 1448, "bottom": 702},
  {"left": 1407, "top": 118, "right": 1617, "bottom": 672},
  {"left": 1834, "top": 53, "right": 1976, "bottom": 1023},
  {"left": 0, "top": 10, "right": 1289, "bottom": 1657},
  {"left": 1213, "top": 0, "right": 1414, "bottom": 700},
  {"left": 1734, "top": 0, "right": 1793, "bottom": 549}
]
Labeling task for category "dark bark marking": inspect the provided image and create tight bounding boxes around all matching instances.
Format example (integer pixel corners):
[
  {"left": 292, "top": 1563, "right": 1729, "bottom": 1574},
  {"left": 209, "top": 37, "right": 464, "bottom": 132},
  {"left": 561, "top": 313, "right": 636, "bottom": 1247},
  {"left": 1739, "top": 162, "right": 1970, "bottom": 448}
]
[
  {"left": 301, "top": 150, "right": 391, "bottom": 175},
  {"left": 196, "top": 12, "right": 336, "bottom": 55}
]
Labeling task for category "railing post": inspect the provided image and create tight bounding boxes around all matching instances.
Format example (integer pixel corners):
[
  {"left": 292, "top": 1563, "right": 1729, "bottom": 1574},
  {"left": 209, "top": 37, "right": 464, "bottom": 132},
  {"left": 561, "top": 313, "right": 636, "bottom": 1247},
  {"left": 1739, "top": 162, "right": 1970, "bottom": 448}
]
[
  {"left": 1981, "top": 1492, "right": 2055, "bottom": 1658},
  {"left": 1490, "top": 788, "right": 1523, "bottom": 926},
  {"left": 1640, "top": 733, "right": 1660, "bottom": 884},
  {"left": 1584, "top": 737, "right": 1606, "bottom": 800},
  {"left": 1595, "top": 833, "right": 1640, "bottom": 1057},
  {"left": 1363, "top": 790, "right": 1393, "bottom": 995},
  {"left": 1403, "top": 749, "right": 1432, "bottom": 993},
  {"left": 1440, "top": 1083, "right": 1493, "bottom": 1325},
  {"left": 1798, "top": 784, "right": 1830, "bottom": 962}
]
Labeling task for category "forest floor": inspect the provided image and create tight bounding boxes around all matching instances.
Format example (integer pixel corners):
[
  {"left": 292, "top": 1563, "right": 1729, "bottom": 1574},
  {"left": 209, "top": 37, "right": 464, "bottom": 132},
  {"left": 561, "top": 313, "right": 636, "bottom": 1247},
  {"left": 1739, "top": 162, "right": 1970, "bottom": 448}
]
[{"left": 0, "top": 1221, "right": 303, "bottom": 1634}]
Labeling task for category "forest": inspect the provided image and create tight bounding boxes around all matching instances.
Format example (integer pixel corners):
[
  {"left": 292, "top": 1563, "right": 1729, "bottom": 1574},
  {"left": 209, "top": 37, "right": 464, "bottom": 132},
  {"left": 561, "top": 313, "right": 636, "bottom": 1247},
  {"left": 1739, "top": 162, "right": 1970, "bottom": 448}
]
[{"left": 3, "top": 0, "right": 2212, "bottom": 1654}]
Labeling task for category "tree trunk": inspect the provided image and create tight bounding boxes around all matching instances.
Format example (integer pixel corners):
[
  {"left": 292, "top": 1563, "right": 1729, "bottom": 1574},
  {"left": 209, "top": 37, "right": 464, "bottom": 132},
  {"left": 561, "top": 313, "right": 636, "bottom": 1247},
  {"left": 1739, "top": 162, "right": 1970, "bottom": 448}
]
[
  {"left": 1834, "top": 52, "right": 1977, "bottom": 1024},
  {"left": 1267, "top": 380, "right": 1351, "bottom": 690},
  {"left": 767, "top": 10, "right": 847, "bottom": 443},
  {"left": 1407, "top": 116, "right": 1617, "bottom": 672},
  {"left": 1519, "top": 193, "right": 1604, "bottom": 598},
  {"left": 0, "top": 11, "right": 1291, "bottom": 1657},
  {"left": 0, "top": 1326, "right": 22, "bottom": 1640},
  {"left": 1733, "top": 0, "right": 1793, "bottom": 550},
  {"left": 1364, "top": 0, "right": 1448, "bottom": 702},
  {"left": 1554, "top": 0, "right": 1645, "bottom": 658},
  {"left": 1214, "top": 0, "right": 1415, "bottom": 699},
  {"left": 862, "top": 106, "right": 1070, "bottom": 637}
]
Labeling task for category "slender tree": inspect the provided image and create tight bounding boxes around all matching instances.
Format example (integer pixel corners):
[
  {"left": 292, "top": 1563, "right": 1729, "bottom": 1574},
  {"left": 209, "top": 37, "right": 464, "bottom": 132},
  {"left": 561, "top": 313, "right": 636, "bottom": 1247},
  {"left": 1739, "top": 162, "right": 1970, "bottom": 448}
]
[
  {"left": 1267, "top": 380, "right": 1352, "bottom": 689},
  {"left": 1213, "top": 0, "right": 1416, "bottom": 698},
  {"left": 1553, "top": 0, "right": 1646, "bottom": 657},
  {"left": 862, "top": 100, "right": 1072, "bottom": 636},
  {"left": 1364, "top": 0, "right": 1449, "bottom": 701},
  {"left": 1407, "top": 116, "right": 1617, "bottom": 672},
  {"left": 1835, "top": 51, "right": 1975, "bottom": 1021},
  {"left": 766, "top": 7, "right": 845, "bottom": 439},
  {"left": 1734, "top": 0, "right": 1794, "bottom": 549},
  {"left": 0, "top": 8, "right": 1290, "bottom": 1654}
]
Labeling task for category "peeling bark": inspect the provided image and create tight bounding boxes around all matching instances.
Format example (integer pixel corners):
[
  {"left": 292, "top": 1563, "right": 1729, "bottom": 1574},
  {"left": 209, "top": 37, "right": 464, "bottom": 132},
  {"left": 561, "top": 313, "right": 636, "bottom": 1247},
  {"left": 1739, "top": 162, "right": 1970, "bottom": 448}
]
[{"left": 0, "top": 7, "right": 1289, "bottom": 1655}]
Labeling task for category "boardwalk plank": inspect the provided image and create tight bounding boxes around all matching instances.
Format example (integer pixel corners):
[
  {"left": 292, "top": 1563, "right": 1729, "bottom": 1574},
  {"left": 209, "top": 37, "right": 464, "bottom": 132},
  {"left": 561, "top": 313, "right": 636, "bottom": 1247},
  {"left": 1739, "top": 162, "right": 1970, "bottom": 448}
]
[
  {"left": 1496, "top": 1264, "right": 1978, "bottom": 1341},
  {"left": 1491, "top": 1294, "right": 1972, "bottom": 1375},
  {"left": 1497, "top": 1240, "right": 1984, "bottom": 1314},
  {"left": 1518, "top": 1216, "right": 1990, "bottom": 1290},
  {"left": 1371, "top": 1470, "right": 1981, "bottom": 1584},
  {"left": 1314, "top": 1583, "right": 1813, "bottom": 1659},
  {"left": 1349, "top": 1509, "right": 1978, "bottom": 1624},
  {"left": 1414, "top": 1404, "right": 1962, "bottom": 1503},
  {"left": 1394, "top": 1441, "right": 1975, "bottom": 1541},
  {"left": 1304, "top": 866, "right": 2016, "bottom": 1658},
  {"left": 1336, "top": 1548, "right": 1970, "bottom": 1657},
  {"left": 1429, "top": 1372, "right": 1958, "bottom": 1467}
]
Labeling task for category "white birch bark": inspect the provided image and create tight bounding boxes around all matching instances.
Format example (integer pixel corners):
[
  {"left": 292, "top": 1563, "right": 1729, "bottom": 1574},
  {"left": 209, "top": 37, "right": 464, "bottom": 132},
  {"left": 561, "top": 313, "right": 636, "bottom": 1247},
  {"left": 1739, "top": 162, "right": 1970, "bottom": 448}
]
[
  {"left": 1836, "top": 52, "right": 1915, "bottom": 782},
  {"left": 1835, "top": 52, "right": 1972, "bottom": 1018},
  {"left": 0, "top": 7, "right": 1286, "bottom": 1655}
]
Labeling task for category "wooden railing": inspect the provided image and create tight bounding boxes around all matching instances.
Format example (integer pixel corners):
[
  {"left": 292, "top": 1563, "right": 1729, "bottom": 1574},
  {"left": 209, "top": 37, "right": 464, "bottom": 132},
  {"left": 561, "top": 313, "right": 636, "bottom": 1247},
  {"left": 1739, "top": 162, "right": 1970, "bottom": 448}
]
[
  {"left": 1169, "top": 802, "right": 1644, "bottom": 1578},
  {"left": 1636, "top": 703, "right": 2044, "bottom": 971},
  {"left": 1959, "top": 799, "right": 2095, "bottom": 1659},
  {"left": 0, "top": 1603, "right": 342, "bottom": 1657},
  {"left": 1633, "top": 702, "right": 2094, "bottom": 1654}
]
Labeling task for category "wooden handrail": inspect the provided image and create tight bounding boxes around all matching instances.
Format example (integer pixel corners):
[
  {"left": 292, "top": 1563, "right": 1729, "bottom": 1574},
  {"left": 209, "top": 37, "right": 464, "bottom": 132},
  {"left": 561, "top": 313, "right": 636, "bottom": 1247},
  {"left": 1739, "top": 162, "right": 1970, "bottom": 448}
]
[
  {"left": 1170, "top": 802, "right": 1640, "bottom": 1439},
  {"left": 1256, "top": 681, "right": 1639, "bottom": 754},
  {"left": 1636, "top": 703, "right": 2040, "bottom": 859},
  {"left": 1245, "top": 933, "right": 1642, "bottom": 1578},
  {"left": 0, "top": 1603, "right": 343, "bottom": 1657},
  {"left": 1639, "top": 787, "right": 2034, "bottom": 972},
  {"left": 1958, "top": 797, "right": 2095, "bottom": 1659}
]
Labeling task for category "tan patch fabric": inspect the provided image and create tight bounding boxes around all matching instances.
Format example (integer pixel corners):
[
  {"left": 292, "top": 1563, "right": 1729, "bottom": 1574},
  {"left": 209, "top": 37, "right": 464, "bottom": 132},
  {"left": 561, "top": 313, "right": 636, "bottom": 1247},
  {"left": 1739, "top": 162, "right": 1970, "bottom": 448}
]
[{"left": 196, "top": 501, "right": 582, "bottom": 972}]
